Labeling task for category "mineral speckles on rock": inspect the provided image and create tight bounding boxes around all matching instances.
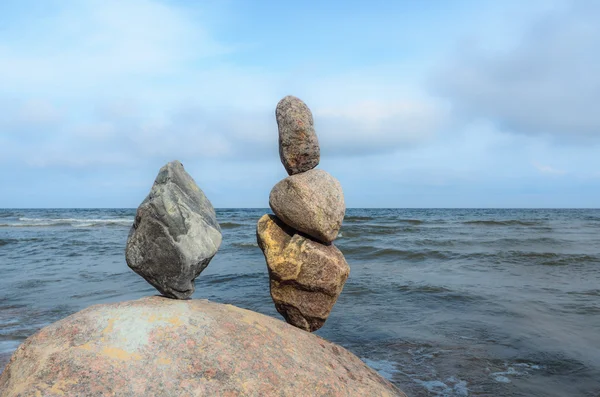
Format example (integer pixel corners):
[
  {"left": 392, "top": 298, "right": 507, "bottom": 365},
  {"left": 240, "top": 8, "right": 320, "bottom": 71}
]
[
  {"left": 126, "top": 160, "right": 221, "bottom": 299},
  {"left": 257, "top": 215, "right": 350, "bottom": 332},
  {"left": 276, "top": 95, "right": 320, "bottom": 175},
  {"left": 0, "top": 297, "right": 406, "bottom": 396},
  {"left": 269, "top": 169, "right": 345, "bottom": 244}
]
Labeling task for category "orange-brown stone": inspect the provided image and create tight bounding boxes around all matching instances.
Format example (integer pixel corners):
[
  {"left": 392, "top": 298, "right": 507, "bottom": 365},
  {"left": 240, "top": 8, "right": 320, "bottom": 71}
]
[{"left": 257, "top": 214, "right": 350, "bottom": 332}]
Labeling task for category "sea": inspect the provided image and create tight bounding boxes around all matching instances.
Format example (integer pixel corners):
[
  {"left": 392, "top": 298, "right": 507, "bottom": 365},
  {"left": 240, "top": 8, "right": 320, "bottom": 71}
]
[{"left": 0, "top": 208, "right": 599, "bottom": 396}]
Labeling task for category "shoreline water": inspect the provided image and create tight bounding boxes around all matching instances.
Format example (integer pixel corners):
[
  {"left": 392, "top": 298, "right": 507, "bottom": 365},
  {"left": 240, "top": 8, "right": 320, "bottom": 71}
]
[{"left": 1, "top": 208, "right": 599, "bottom": 396}]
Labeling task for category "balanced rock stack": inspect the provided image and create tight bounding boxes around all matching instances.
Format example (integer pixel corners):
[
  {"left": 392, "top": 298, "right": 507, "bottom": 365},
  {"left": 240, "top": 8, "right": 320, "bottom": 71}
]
[
  {"left": 257, "top": 95, "right": 350, "bottom": 332},
  {"left": 126, "top": 160, "right": 222, "bottom": 299}
]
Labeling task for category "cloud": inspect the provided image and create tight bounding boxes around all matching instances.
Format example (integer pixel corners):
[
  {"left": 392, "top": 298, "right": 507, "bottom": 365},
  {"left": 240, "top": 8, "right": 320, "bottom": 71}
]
[
  {"left": 532, "top": 162, "right": 566, "bottom": 175},
  {"left": 433, "top": 0, "right": 600, "bottom": 141},
  {"left": 16, "top": 100, "right": 63, "bottom": 125},
  {"left": 315, "top": 99, "right": 446, "bottom": 155},
  {"left": 0, "top": 0, "right": 450, "bottom": 169},
  {"left": 0, "top": 0, "right": 230, "bottom": 97}
]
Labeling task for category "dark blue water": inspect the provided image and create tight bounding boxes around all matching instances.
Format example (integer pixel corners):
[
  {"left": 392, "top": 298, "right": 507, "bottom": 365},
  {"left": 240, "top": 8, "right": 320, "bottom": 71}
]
[{"left": 1, "top": 208, "right": 599, "bottom": 396}]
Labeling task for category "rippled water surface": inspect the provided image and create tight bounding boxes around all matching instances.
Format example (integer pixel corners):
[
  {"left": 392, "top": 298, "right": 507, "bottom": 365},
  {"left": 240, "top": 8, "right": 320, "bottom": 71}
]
[{"left": 1, "top": 208, "right": 599, "bottom": 396}]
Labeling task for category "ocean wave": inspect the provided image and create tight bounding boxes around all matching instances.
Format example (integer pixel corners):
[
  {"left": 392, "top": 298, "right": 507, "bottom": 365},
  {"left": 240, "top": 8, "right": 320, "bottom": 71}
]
[
  {"left": 361, "top": 354, "right": 470, "bottom": 397},
  {"left": 341, "top": 246, "right": 454, "bottom": 260},
  {"left": 375, "top": 248, "right": 454, "bottom": 261},
  {"left": 203, "top": 273, "right": 263, "bottom": 285},
  {"left": 232, "top": 241, "right": 258, "bottom": 248},
  {"left": 568, "top": 289, "right": 600, "bottom": 297},
  {"left": 413, "top": 238, "right": 455, "bottom": 247},
  {"left": 340, "top": 224, "right": 419, "bottom": 238},
  {"left": 344, "top": 216, "right": 373, "bottom": 222},
  {"left": 0, "top": 222, "right": 71, "bottom": 227},
  {"left": 480, "top": 237, "right": 565, "bottom": 247},
  {"left": 502, "top": 251, "right": 599, "bottom": 266},
  {"left": 398, "top": 219, "right": 424, "bottom": 225},
  {"left": 463, "top": 220, "right": 540, "bottom": 226},
  {"left": 361, "top": 358, "right": 400, "bottom": 380},
  {"left": 413, "top": 377, "right": 469, "bottom": 397},
  {"left": 220, "top": 221, "right": 247, "bottom": 229},
  {"left": 0, "top": 217, "right": 133, "bottom": 228},
  {"left": 395, "top": 284, "right": 476, "bottom": 302},
  {"left": 397, "top": 284, "right": 453, "bottom": 294},
  {"left": 491, "top": 362, "right": 544, "bottom": 384}
]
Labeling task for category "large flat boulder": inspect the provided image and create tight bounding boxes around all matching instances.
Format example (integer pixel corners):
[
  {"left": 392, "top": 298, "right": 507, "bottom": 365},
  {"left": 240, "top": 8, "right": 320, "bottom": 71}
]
[
  {"left": 269, "top": 169, "right": 345, "bottom": 244},
  {"left": 126, "top": 161, "right": 222, "bottom": 299},
  {"left": 0, "top": 297, "right": 405, "bottom": 397},
  {"left": 276, "top": 95, "right": 320, "bottom": 175},
  {"left": 257, "top": 215, "right": 350, "bottom": 332}
]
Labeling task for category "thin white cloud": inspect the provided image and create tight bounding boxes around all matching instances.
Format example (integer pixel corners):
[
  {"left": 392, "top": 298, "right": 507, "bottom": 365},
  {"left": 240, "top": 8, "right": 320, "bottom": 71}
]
[
  {"left": 532, "top": 162, "right": 567, "bottom": 175},
  {"left": 0, "top": 0, "right": 448, "bottom": 169},
  {"left": 315, "top": 99, "right": 446, "bottom": 155}
]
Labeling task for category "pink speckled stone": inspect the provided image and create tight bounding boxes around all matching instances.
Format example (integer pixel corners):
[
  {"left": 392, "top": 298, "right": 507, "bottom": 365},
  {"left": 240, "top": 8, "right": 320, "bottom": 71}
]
[{"left": 0, "top": 296, "right": 405, "bottom": 396}]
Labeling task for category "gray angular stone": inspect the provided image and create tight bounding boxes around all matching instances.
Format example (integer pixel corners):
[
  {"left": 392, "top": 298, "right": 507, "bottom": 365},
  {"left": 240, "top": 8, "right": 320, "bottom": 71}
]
[
  {"left": 126, "top": 160, "right": 221, "bottom": 299},
  {"left": 276, "top": 95, "right": 320, "bottom": 175},
  {"left": 269, "top": 169, "right": 345, "bottom": 244}
]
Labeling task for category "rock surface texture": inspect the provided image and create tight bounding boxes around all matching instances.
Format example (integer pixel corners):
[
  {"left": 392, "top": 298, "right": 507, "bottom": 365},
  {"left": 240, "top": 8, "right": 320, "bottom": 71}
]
[
  {"left": 0, "top": 297, "right": 405, "bottom": 397},
  {"left": 276, "top": 95, "right": 320, "bottom": 175},
  {"left": 126, "top": 161, "right": 221, "bottom": 299},
  {"left": 257, "top": 215, "right": 350, "bottom": 332},
  {"left": 270, "top": 169, "right": 345, "bottom": 244}
]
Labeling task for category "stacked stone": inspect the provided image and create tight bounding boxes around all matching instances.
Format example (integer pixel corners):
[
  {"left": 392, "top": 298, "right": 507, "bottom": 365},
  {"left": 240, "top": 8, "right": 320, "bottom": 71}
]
[
  {"left": 126, "top": 160, "right": 222, "bottom": 299},
  {"left": 257, "top": 96, "right": 350, "bottom": 332}
]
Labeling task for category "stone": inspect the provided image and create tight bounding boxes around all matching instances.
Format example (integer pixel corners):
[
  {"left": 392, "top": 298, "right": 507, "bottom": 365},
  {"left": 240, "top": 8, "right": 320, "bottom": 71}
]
[
  {"left": 126, "top": 160, "right": 221, "bottom": 299},
  {"left": 0, "top": 297, "right": 405, "bottom": 397},
  {"left": 276, "top": 95, "right": 320, "bottom": 175},
  {"left": 269, "top": 169, "right": 345, "bottom": 244},
  {"left": 257, "top": 214, "right": 350, "bottom": 332}
]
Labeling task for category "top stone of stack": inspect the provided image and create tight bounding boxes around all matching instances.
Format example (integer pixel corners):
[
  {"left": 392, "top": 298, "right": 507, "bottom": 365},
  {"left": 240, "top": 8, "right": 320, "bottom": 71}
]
[{"left": 276, "top": 95, "right": 320, "bottom": 175}]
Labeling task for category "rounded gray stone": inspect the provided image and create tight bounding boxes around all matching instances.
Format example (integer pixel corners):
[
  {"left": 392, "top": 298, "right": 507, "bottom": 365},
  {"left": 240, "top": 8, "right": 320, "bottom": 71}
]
[{"left": 269, "top": 169, "right": 345, "bottom": 244}]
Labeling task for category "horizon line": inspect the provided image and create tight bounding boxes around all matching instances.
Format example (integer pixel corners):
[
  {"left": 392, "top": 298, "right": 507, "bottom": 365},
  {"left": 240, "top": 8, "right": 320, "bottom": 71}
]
[{"left": 1, "top": 207, "right": 598, "bottom": 210}]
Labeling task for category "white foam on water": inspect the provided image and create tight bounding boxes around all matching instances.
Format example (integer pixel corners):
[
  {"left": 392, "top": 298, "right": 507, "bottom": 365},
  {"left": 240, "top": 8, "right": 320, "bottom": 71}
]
[
  {"left": 413, "top": 377, "right": 470, "bottom": 396},
  {"left": 491, "top": 362, "right": 544, "bottom": 384},
  {"left": 361, "top": 358, "right": 399, "bottom": 380},
  {"left": 362, "top": 357, "right": 470, "bottom": 396},
  {"left": 3, "top": 217, "right": 134, "bottom": 228},
  {"left": 415, "top": 379, "right": 448, "bottom": 391}
]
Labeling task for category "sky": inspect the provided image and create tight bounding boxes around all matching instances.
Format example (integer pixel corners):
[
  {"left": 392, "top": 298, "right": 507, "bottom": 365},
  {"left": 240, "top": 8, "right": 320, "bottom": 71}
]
[{"left": 0, "top": 0, "right": 599, "bottom": 208}]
